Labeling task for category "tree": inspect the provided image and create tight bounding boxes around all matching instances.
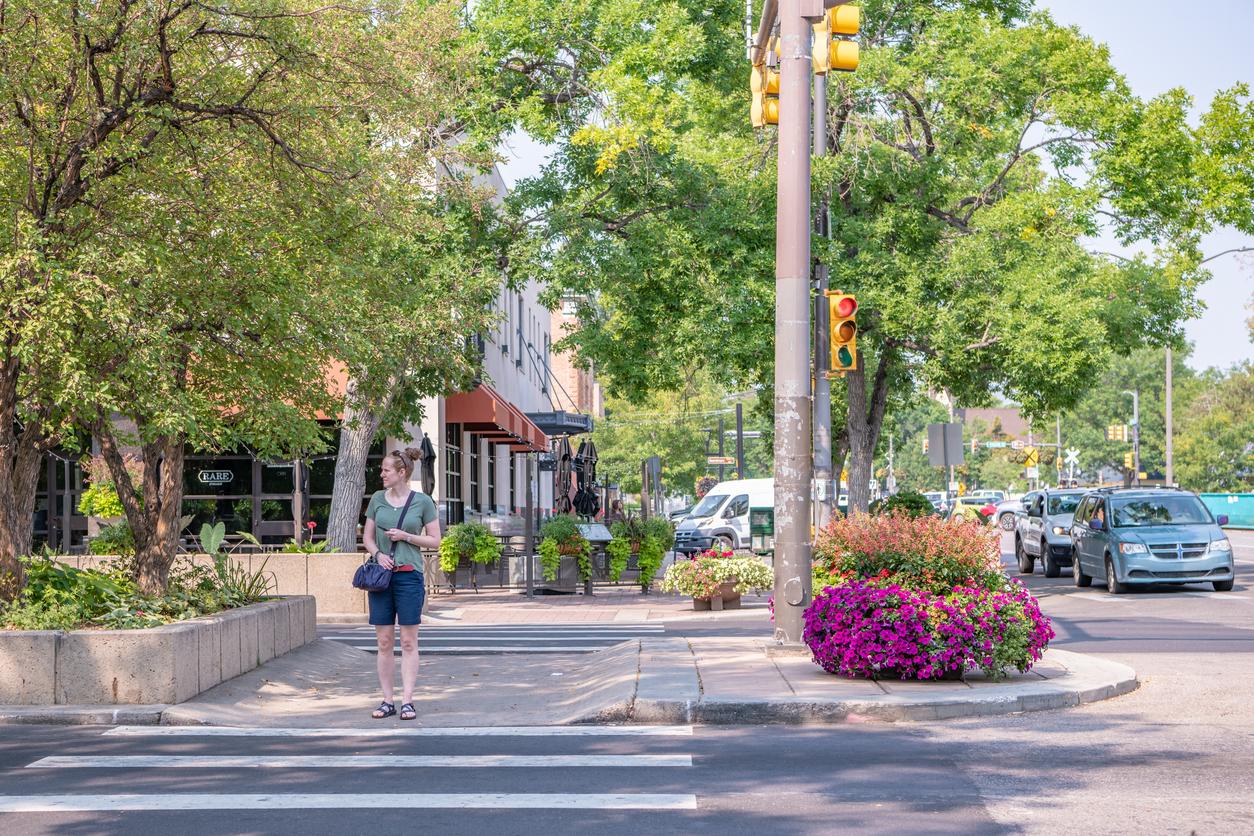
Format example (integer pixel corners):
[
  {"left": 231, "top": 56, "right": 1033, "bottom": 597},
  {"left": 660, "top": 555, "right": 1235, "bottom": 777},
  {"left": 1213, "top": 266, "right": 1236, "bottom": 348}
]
[
  {"left": 0, "top": 0, "right": 482, "bottom": 595},
  {"left": 1176, "top": 363, "right": 1254, "bottom": 492}
]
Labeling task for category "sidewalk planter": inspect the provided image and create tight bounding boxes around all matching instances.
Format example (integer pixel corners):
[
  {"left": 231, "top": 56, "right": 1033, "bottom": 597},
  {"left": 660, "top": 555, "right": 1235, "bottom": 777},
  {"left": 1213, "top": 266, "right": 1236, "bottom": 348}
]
[
  {"left": 0, "top": 596, "right": 315, "bottom": 705},
  {"left": 691, "top": 581, "right": 742, "bottom": 611},
  {"left": 660, "top": 548, "right": 773, "bottom": 609}
]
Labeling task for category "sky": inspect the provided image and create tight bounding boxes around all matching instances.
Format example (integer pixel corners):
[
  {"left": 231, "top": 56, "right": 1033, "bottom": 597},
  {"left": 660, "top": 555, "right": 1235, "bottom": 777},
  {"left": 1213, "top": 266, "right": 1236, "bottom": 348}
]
[{"left": 497, "top": 1, "right": 1254, "bottom": 372}]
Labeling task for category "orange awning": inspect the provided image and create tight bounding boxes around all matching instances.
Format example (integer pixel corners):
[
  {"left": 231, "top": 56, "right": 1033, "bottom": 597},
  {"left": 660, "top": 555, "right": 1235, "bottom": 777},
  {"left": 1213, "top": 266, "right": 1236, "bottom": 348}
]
[{"left": 445, "top": 382, "right": 548, "bottom": 453}]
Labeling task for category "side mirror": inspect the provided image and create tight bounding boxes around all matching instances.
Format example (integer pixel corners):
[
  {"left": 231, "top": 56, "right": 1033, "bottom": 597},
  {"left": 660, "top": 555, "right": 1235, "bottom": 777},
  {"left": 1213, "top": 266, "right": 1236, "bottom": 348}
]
[
  {"left": 1089, "top": 518, "right": 1105, "bottom": 531},
  {"left": 1217, "top": 514, "right": 1229, "bottom": 527}
]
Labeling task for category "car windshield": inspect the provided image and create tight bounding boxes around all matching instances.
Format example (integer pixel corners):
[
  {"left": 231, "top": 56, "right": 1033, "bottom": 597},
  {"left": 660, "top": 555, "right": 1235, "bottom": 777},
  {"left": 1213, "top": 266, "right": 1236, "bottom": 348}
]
[
  {"left": 1111, "top": 495, "right": 1212, "bottom": 527},
  {"left": 1047, "top": 494, "right": 1083, "bottom": 515},
  {"left": 690, "top": 494, "right": 727, "bottom": 518}
]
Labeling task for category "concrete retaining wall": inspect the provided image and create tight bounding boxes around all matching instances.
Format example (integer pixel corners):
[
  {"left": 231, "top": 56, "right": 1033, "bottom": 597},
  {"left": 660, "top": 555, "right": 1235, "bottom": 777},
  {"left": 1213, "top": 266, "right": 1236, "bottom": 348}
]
[{"left": 0, "top": 596, "right": 315, "bottom": 705}]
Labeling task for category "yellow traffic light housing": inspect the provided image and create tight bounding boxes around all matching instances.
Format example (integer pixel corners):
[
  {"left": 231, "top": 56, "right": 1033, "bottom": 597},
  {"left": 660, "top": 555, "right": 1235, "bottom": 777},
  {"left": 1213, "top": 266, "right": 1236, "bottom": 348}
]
[
  {"left": 813, "top": 5, "right": 861, "bottom": 75},
  {"left": 750, "top": 66, "right": 780, "bottom": 128},
  {"left": 1123, "top": 451, "right": 1134, "bottom": 469},
  {"left": 827, "top": 291, "right": 858, "bottom": 374}
]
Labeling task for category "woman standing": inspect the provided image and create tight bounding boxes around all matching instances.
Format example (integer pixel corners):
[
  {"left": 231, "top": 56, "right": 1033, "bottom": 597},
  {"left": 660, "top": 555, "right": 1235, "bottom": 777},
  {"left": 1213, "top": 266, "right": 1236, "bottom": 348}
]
[{"left": 362, "top": 447, "right": 440, "bottom": 720}]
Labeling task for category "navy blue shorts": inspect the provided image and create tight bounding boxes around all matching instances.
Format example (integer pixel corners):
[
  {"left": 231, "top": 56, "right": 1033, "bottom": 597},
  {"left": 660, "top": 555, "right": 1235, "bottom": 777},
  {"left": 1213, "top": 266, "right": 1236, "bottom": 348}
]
[{"left": 367, "top": 570, "right": 425, "bottom": 626}]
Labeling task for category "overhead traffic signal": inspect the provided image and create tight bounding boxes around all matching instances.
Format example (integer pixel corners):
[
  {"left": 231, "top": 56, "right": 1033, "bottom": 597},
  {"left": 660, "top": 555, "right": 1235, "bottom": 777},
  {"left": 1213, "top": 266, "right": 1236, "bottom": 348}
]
[
  {"left": 1106, "top": 424, "right": 1128, "bottom": 442},
  {"left": 1124, "top": 451, "right": 1134, "bottom": 469},
  {"left": 827, "top": 291, "right": 858, "bottom": 374},
  {"left": 750, "top": 65, "right": 780, "bottom": 128},
  {"left": 812, "top": 5, "right": 861, "bottom": 75}
]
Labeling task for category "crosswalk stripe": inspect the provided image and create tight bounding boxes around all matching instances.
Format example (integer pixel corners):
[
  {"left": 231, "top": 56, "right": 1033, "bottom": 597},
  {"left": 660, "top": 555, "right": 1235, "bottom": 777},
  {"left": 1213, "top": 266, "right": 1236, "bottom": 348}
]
[
  {"left": 104, "top": 725, "right": 693, "bottom": 738},
  {"left": 341, "top": 644, "right": 631, "bottom": 653},
  {"left": 26, "top": 755, "right": 691, "bottom": 769},
  {"left": 325, "top": 626, "right": 666, "bottom": 633},
  {"left": 0, "top": 793, "right": 698, "bottom": 812}
]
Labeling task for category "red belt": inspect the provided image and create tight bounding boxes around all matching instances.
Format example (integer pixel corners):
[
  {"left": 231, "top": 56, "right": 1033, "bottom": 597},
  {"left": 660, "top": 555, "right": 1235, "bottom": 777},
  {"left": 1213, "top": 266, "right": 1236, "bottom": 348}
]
[{"left": 394, "top": 564, "right": 416, "bottom": 573}]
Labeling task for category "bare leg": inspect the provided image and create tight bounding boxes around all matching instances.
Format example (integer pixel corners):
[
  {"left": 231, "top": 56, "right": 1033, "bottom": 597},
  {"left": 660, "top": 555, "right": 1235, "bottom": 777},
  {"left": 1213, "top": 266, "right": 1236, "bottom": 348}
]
[
  {"left": 399, "top": 624, "right": 420, "bottom": 705},
  {"left": 375, "top": 625, "right": 395, "bottom": 703}
]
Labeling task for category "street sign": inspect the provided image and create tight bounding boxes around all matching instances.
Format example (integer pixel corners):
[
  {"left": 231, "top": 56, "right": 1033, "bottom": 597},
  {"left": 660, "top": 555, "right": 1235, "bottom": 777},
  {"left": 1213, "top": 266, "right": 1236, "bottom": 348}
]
[
  {"left": 948, "top": 481, "right": 959, "bottom": 491},
  {"left": 1024, "top": 446, "right": 1039, "bottom": 467},
  {"left": 706, "top": 456, "right": 736, "bottom": 465},
  {"left": 983, "top": 441, "right": 1008, "bottom": 448},
  {"left": 1025, "top": 466, "right": 1040, "bottom": 479},
  {"left": 1064, "top": 448, "right": 1080, "bottom": 466},
  {"left": 1010, "top": 440, "right": 1024, "bottom": 450},
  {"left": 927, "top": 422, "right": 964, "bottom": 468}
]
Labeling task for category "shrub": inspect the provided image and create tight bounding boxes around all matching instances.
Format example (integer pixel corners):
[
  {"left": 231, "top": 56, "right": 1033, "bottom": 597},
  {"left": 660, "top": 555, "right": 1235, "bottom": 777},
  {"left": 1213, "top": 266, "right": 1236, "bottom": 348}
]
[
  {"left": 869, "top": 489, "right": 935, "bottom": 518},
  {"left": 660, "top": 547, "right": 774, "bottom": 599},
  {"left": 538, "top": 515, "right": 591, "bottom": 581},
  {"left": 813, "top": 511, "right": 1002, "bottom": 595},
  {"left": 802, "top": 579, "right": 1053, "bottom": 680},
  {"left": 439, "top": 522, "right": 502, "bottom": 573},
  {"left": 88, "top": 521, "right": 135, "bottom": 556},
  {"left": 78, "top": 483, "right": 125, "bottom": 518}
]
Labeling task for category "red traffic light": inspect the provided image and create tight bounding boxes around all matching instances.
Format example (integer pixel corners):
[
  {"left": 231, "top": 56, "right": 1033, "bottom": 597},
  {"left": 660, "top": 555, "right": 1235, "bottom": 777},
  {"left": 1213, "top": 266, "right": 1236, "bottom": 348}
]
[{"left": 835, "top": 296, "right": 857, "bottom": 317}]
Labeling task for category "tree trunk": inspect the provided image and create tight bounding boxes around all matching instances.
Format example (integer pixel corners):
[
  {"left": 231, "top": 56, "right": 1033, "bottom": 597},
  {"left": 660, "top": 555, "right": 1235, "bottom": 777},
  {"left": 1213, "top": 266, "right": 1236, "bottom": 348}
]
[
  {"left": 96, "top": 420, "right": 186, "bottom": 596},
  {"left": 844, "top": 349, "right": 894, "bottom": 515},
  {"left": 326, "top": 381, "right": 388, "bottom": 553},
  {"left": 0, "top": 352, "right": 48, "bottom": 600}
]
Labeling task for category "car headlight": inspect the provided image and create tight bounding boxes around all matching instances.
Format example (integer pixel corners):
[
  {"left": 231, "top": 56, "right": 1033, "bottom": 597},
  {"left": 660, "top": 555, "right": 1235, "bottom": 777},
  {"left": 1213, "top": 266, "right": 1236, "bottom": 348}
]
[
  {"left": 1209, "top": 539, "right": 1232, "bottom": 554},
  {"left": 1119, "top": 543, "right": 1149, "bottom": 555},
  {"left": 1052, "top": 526, "right": 1068, "bottom": 536}
]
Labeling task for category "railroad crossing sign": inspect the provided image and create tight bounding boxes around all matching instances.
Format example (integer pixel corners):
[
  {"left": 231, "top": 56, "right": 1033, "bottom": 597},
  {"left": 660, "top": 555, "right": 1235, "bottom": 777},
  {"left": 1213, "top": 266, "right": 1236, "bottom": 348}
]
[
  {"left": 1064, "top": 448, "right": 1080, "bottom": 467},
  {"left": 1023, "top": 446, "right": 1039, "bottom": 467}
]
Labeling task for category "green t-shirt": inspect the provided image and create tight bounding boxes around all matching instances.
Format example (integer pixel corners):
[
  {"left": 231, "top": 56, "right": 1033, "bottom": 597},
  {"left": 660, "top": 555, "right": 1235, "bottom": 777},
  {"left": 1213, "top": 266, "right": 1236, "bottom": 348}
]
[{"left": 366, "top": 490, "right": 437, "bottom": 571}]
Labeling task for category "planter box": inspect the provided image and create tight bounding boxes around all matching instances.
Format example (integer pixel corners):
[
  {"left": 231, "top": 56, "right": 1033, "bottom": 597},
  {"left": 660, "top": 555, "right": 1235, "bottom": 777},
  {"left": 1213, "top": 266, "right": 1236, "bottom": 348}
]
[
  {"left": 692, "top": 581, "right": 742, "bottom": 611},
  {"left": 0, "top": 596, "right": 315, "bottom": 705}
]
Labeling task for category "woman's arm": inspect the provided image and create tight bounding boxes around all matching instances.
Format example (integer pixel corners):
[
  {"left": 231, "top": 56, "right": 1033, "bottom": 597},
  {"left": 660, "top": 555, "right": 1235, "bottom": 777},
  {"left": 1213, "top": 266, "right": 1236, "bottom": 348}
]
[
  {"left": 406, "top": 520, "right": 441, "bottom": 550},
  {"left": 363, "top": 518, "right": 394, "bottom": 568}
]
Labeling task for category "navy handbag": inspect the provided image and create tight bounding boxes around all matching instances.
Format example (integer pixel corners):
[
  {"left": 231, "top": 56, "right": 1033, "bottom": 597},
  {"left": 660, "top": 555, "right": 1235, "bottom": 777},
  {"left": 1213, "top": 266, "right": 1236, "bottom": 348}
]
[{"left": 352, "top": 491, "right": 415, "bottom": 592}]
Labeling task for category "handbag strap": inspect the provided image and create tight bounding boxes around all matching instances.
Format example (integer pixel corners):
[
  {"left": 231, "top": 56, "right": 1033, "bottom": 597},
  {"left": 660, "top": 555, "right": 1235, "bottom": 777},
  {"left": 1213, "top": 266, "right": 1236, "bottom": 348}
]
[{"left": 388, "top": 490, "right": 417, "bottom": 558}]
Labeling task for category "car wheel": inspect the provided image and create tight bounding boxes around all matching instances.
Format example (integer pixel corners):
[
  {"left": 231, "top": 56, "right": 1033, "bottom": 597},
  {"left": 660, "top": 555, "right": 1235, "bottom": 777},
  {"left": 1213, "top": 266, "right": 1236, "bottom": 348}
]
[
  {"left": 1105, "top": 556, "right": 1126, "bottom": 595},
  {"left": 1073, "top": 554, "right": 1092, "bottom": 587},
  {"left": 1041, "top": 541, "right": 1061, "bottom": 578},
  {"left": 1213, "top": 579, "right": 1234, "bottom": 592},
  {"left": 713, "top": 534, "right": 734, "bottom": 552},
  {"left": 999, "top": 512, "right": 1016, "bottom": 531},
  {"left": 1016, "top": 538, "right": 1033, "bottom": 574}
]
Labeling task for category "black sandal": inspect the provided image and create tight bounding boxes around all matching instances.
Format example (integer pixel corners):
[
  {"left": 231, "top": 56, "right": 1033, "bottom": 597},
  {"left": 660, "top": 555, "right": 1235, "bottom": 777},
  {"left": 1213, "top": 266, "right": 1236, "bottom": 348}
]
[
  {"left": 399, "top": 703, "right": 417, "bottom": 721},
  {"left": 372, "top": 701, "right": 395, "bottom": 719}
]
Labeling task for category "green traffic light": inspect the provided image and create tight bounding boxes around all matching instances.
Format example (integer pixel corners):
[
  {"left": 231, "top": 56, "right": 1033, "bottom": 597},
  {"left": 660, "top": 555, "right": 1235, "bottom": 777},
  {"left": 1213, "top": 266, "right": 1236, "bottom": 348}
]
[{"left": 838, "top": 346, "right": 854, "bottom": 367}]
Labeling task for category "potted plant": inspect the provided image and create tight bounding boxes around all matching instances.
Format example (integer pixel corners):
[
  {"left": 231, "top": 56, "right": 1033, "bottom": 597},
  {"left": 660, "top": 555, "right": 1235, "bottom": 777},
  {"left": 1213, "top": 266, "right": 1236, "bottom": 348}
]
[
  {"left": 660, "top": 546, "right": 773, "bottom": 610},
  {"left": 538, "top": 515, "right": 591, "bottom": 583},
  {"left": 438, "top": 521, "right": 503, "bottom": 591},
  {"left": 605, "top": 516, "right": 673, "bottom": 590}
]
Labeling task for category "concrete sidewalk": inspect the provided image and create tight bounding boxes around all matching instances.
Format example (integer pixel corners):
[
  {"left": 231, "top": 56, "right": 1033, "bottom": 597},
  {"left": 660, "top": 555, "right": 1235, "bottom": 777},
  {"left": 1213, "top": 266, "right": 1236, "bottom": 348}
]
[{"left": 1, "top": 633, "right": 1138, "bottom": 727}]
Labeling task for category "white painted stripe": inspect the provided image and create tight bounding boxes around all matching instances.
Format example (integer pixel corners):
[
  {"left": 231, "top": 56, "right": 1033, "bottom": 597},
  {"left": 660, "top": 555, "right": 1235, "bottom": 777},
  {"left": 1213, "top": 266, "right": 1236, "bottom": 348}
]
[
  {"left": 0, "top": 793, "right": 698, "bottom": 812},
  {"left": 342, "top": 644, "right": 628, "bottom": 653},
  {"left": 104, "top": 725, "right": 693, "bottom": 738},
  {"left": 328, "top": 626, "right": 665, "bottom": 632},
  {"left": 323, "top": 630, "right": 662, "bottom": 638},
  {"left": 27, "top": 754, "right": 691, "bottom": 769}
]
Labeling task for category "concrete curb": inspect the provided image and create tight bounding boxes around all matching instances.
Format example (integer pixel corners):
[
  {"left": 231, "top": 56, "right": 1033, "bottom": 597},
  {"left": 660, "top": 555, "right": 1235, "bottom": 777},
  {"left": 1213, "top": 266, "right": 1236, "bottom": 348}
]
[
  {"left": 593, "top": 646, "right": 1139, "bottom": 725},
  {"left": 0, "top": 705, "right": 168, "bottom": 726}
]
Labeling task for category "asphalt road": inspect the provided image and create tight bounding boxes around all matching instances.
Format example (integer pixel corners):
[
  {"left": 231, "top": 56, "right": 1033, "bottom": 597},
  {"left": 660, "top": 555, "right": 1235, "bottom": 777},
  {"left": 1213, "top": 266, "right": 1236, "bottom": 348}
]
[{"left": 1, "top": 531, "right": 1249, "bottom": 834}]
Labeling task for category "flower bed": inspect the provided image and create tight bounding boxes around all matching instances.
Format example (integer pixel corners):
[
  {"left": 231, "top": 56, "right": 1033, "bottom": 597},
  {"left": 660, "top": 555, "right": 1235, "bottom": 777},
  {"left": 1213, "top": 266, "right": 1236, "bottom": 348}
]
[{"left": 804, "top": 512, "right": 1054, "bottom": 681}]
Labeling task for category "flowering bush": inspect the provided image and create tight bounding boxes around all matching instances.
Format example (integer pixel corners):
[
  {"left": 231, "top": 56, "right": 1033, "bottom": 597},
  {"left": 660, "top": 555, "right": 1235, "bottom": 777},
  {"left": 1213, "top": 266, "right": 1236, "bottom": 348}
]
[
  {"left": 802, "top": 578, "right": 1054, "bottom": 680},
  {"left": 660, "top": 547, "right": 774, "bottom": 599},
  {"left": 813, "top": 511, "right": 1002, "bottom": 595}
]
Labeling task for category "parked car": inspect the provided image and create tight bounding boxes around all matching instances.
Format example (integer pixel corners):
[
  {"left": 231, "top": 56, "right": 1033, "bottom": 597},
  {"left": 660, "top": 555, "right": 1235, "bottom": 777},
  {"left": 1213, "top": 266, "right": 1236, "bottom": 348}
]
[
  {"left": 971, "top": 489, "right": 1007, "bottom": 503},
  {"left": 668, "top": 506, "right": 693, "bottom": 524},
  {"left": 1070, "top": 488, "right": 1235, "bottom": 594},
  {"left": 993, "top": 496, "right": 1026, "bottom": 531},
  {"left": 922, "top": 491, "right": 945, "bottom": 514},
  {"left": 673, "top": 478, "right": 773, "bottom": 554},
  {"left": 1015, "top": 489, "right": 1086, "bottom": 577}
]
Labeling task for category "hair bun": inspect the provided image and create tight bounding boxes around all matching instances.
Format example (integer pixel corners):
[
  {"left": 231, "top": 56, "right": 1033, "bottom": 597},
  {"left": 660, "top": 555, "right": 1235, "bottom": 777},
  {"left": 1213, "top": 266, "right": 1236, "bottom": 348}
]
[{"left": 403, "top": 446, "right": 422, "bottom": 461}]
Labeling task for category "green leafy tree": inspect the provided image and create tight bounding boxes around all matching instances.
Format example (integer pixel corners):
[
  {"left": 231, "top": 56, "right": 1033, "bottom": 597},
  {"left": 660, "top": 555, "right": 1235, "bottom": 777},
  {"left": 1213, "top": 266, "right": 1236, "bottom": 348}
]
[{"left": 1174, "top": 364, "right": 1254, "bottom": 492}]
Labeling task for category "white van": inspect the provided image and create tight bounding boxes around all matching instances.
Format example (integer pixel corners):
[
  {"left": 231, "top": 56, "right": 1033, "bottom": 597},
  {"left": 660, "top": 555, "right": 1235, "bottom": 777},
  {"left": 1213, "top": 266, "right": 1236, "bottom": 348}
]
[{"left": 674, "top": 478, "right": 774, "bottom": 554}]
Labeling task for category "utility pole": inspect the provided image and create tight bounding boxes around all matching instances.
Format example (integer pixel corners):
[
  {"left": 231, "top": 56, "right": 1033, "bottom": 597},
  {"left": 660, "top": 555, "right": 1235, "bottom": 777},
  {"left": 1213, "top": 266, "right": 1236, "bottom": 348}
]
[
  {"left": 1165, "top": 347, "right": 1174, "bottom": 485},
  {"left": 771, "top": 0, "right": 814, "bottom": 646},
  {"left": 1055, "top": 415, "right": 1062, "bottom": 487},
  {"left": 718, "top": 416, "right": 726, "bottom": 482},
  {"left": 1122, "top": 389, "right": 1141, "bottom": 486},
  {"left": 812, "top": 62, "right": 835, "bottom": 531}
]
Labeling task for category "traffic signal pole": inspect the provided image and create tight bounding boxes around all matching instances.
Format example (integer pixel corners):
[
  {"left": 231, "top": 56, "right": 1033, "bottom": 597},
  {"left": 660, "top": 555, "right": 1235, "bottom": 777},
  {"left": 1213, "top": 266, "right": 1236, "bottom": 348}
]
[
  {"left": 812, "top": 67, "right": 835, "bottom": 531},
  {"left": 772, "top": 0, "right": 814, "bottom": 645}
]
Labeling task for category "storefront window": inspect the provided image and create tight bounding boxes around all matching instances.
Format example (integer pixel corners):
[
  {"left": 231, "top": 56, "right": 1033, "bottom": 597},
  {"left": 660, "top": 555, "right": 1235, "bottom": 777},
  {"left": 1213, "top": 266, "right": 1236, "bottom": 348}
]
[{"left": 445, "top": 423, "right": 463, "bottom": 524}]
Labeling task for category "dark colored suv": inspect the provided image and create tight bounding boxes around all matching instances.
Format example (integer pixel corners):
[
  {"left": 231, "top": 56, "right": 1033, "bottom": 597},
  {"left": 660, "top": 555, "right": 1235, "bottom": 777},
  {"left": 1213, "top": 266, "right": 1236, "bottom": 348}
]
[{"left": 1069, "top": 488, "right": 1235, "bottom": 594}]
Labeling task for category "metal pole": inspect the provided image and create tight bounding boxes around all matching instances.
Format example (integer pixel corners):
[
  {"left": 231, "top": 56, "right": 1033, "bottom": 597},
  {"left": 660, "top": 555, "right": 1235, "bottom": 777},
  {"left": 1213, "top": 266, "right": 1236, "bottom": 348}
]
[
  {"left": 1132, "top": 391, "right": 1141, "bottom": 486},
  {"left": 640, "top": 460, "right": 650, "bottom": 522},
  {"left": 718, "top": 416, "right": 726, "bottom": 482},
  {"left": 1056, "top": 415, "right": 1062, "bottom": 487},
  {"left": 813, "top": 68, "right": 834, "bottom": 531},
  {"left": 1165, "top": 347, "right": 1174, "bottom": 486},
  {"left": 736, "top": 402, "right": 746, "bottom": 478},
  {"left": 772, "top": 0, "right": 813, "bottom": 646},
  {"left": 524, "top": 454, "right": 534, "bottom": 598}
]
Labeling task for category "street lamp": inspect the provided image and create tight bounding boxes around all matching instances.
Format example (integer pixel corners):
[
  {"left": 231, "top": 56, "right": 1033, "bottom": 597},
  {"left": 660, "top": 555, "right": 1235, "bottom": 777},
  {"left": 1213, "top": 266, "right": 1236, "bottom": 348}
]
[{"left": 1121, "top": 390, "right": 1140, "bottom": 486}]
